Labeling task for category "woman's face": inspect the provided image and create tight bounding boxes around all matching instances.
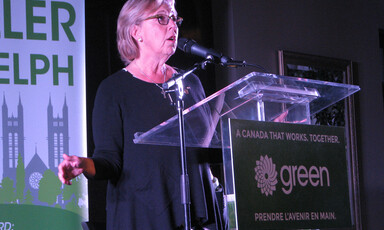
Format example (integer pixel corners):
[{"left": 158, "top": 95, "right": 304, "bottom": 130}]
[{"left": 137, "top": 3, "right": 179, "bottom": 60}]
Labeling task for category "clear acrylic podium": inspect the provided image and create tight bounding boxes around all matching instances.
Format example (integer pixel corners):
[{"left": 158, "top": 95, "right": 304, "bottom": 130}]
[{"left": 133, "top": 71, "right": 360, "bottom": 228}]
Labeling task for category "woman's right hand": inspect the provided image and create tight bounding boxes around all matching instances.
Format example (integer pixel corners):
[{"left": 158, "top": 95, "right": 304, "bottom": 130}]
[{"left": 58, "top": 154, "right": 95, "bottom": 185}]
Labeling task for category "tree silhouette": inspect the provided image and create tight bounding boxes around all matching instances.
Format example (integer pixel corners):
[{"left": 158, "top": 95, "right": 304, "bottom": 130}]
[
  {"left": 62, "top": 175, "right": 86, "bottom": 216},
  {"left": 16, "top": 154, "right": 26, "bottom": 203},
  {"left": 65, "top": 198, "right": 79, "bottom": 213},
  {"left": 24, "top": 189, "right": 34, "bottom": 204},
  {"left": 62, "top": 176, "right": 82, "bottom": 200},
  {"left": 38, "top": 169, "right": 62, "bottom": 205},
  {"left": 0, "top": 177, "right": 16, "bottom": 203}
]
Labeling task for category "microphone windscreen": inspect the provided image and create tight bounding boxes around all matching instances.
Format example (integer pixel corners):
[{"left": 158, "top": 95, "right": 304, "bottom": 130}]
[{"left": 177, "top": 37, "right": 194, "bottom": 53}]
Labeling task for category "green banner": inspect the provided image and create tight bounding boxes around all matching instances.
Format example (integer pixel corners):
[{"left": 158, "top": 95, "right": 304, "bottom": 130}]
[
  {"left": 229, "top": 119, "right": 351, "bottom": 229},
  {"left": 0, "top": 0, "right": 87, "bottom": 227},
  {"left": 0, "top": 204, "right": 82, "bottom": 230}
]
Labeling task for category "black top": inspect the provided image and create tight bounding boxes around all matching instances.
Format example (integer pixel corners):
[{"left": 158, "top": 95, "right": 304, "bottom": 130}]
[{"left": 91, "top": 69, "right": 212, "bottom": 229}]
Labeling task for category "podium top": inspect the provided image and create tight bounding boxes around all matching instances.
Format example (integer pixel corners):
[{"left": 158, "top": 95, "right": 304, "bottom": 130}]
[{"left": 133, "top": 72, "right": 360, "bottom": 148}]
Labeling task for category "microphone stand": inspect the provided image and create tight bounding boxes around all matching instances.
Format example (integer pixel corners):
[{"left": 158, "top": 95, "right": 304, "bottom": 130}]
[
  {"left": 162, "top": 55, "right": 255, "bottom": 230},
  {"left": 163, "top": 58, "right": 212, "bottom": 230}
]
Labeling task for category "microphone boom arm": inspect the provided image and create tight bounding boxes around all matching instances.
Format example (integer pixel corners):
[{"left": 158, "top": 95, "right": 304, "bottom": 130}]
[{"left": 162, "top": 57, "right": 213, "bottom": 90}]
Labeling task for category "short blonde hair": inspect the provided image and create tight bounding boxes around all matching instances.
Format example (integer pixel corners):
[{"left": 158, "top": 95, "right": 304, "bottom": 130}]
[{"left": 117, "top": 0, "right": 174, "bottom": 65}]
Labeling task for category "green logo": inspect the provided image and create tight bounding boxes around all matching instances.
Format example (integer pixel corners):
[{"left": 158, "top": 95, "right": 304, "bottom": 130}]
[
  {"left": 254, "top": 155, "right": 277, "bottom": 196},
  {"left": 254, "top": 155, "right": 331, "bottom": 196}
]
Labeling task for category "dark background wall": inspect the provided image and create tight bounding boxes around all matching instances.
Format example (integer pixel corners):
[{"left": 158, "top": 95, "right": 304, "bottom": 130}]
[
  {"left": 85, "top": 0, "right": 384, "bottom": 229},
  {"left": 210, "top": 1, "right": 384, "bottom": 229}
]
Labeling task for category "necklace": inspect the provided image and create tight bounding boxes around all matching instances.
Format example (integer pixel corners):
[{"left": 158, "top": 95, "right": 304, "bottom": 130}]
[{"left": 133, "top": 62, "right": 167, "bottom": 98}]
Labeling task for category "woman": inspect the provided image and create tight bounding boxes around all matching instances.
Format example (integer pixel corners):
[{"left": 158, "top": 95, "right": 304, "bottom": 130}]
[{"left": 58, "top": 0, "right": 224, "bottom": 229}]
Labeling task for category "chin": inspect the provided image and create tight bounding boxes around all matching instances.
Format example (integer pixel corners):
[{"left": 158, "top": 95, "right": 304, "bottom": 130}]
[{"left": 166, "top": 48, "right": 176, "bottom": 57}]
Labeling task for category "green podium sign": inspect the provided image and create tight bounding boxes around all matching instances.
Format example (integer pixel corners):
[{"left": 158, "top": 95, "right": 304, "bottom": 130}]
[{"left": 229, "top": 119, "right": 352, "bottom": 229}]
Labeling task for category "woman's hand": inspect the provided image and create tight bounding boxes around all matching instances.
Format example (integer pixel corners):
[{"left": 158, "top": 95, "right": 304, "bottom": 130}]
[{"left": 58, "top": 154, "right": 95, "bottom": 185}]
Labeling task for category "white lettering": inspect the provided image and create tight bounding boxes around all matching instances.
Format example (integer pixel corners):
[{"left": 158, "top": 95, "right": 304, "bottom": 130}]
[
  {"left": 297, "top": 165, "right": 308, "bottom": 186},
  {"left": 241, "top": 129, "right": 269, "bottom": 139},
  {"left": 320, "top": 212, "right": 336, "bottom": 220},
  {"left": 320, "top": 166, "right": 330, "bottom": 186},
  {"left": 280, "top": 165, "right": 293, "bottom": 194},
  {"left": 284, "top": 212, "right": 310, "bottom": 221},
  {"left": 309, "top": 166, "right": 320, "bottom": 186},
  {"left": 309, "top": 134, "right": 340, "bottom": 143},
  {"left": 280, "top": 165, "right": 331, "bottom": 194},
  {"left": 254, "top": 212, "right": 284, "bottom": 221},
  {"left": 285, "top": 132, "right": 308, "bottom": 141},
  {"left": 0, "top": 222, "right": 13, "bottom": 230}
]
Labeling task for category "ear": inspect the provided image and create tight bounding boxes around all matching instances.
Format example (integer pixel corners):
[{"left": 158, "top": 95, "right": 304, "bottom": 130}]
[{"left": 131, "top": 24, "right": 142, "bottom": 42}]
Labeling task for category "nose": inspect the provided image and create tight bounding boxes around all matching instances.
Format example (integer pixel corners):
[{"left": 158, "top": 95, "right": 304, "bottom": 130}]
[
  {"left": 169, "top": 18, "right": 177, "bottom": 27},
  {"left": 168, "top": 19, "right": 178, "bottom": 32}
]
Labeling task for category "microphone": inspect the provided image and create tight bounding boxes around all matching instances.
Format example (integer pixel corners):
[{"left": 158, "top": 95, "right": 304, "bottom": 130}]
[{"left": 177, "top": 37, "right": 245, "bottom": 67}]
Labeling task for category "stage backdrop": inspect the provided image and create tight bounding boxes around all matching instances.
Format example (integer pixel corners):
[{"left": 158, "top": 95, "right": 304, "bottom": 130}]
[{"left": 0, "top": 0, "right": 87, "bottom": 229}]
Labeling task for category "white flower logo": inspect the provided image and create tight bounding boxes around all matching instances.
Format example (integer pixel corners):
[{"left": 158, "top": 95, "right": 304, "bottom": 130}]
[{"left": 254, "top": 155, "right": 278, "bottom": 196}]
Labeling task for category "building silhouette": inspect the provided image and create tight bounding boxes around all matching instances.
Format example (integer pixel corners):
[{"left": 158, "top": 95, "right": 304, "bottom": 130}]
[
  {"left": 47, "top": 96, "right": 69, "bottom": 175},
  {"left": 25, "top": 147, "right": 48, "bottom": 205},
  {"left": 2, "top": 95, "right": 24, "bottom": 183},
  {"left": 1, "top": 94, "right": 69, "bottom": 205}
]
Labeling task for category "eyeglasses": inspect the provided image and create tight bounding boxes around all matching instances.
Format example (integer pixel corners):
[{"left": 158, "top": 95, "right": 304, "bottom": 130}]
[{"left": 143, "top": 14, "right": 183, "bottom": 27}]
